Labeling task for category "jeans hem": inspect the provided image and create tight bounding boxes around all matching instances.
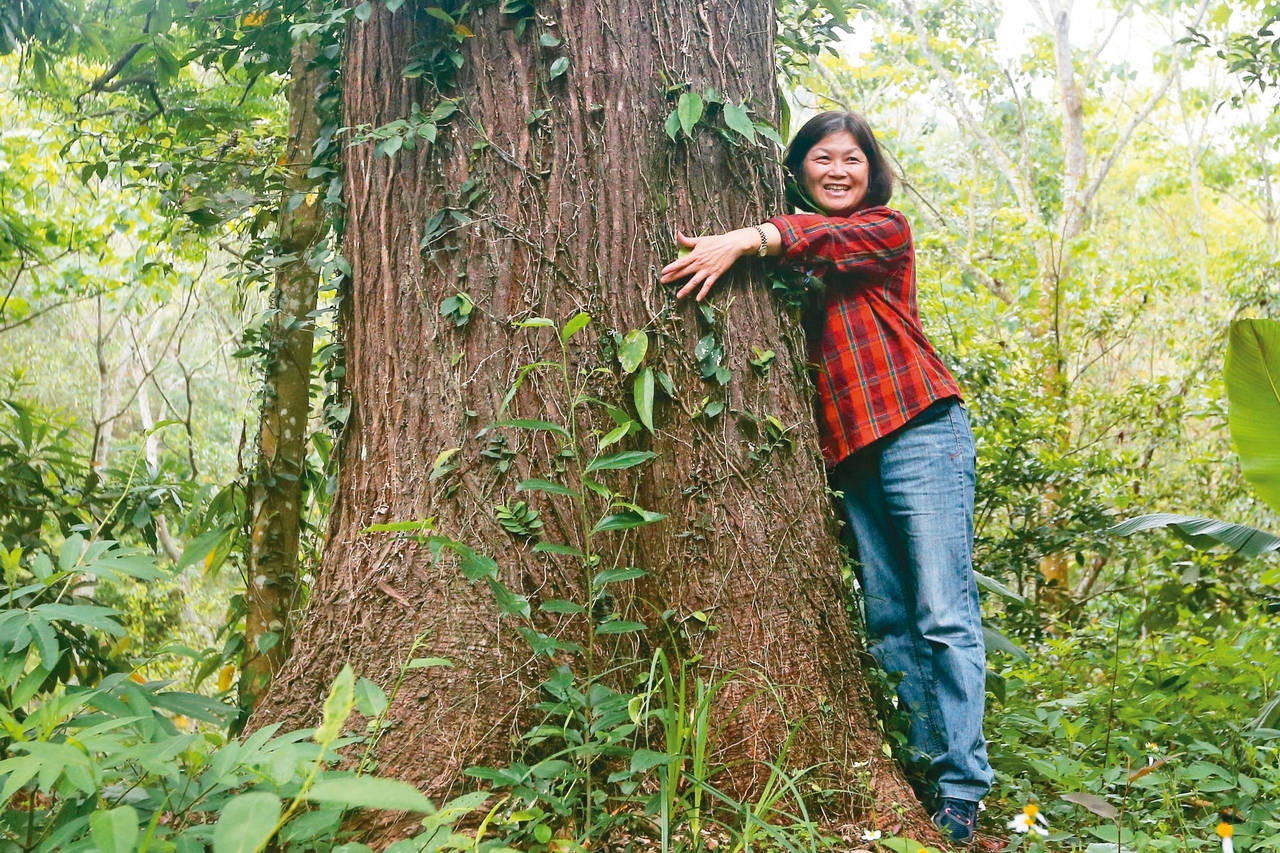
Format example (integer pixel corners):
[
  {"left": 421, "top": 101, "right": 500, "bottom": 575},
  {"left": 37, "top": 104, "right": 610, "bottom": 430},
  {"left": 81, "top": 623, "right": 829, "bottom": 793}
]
[{"left": 937, "top": 783, "right": 990, "bottom": 803}]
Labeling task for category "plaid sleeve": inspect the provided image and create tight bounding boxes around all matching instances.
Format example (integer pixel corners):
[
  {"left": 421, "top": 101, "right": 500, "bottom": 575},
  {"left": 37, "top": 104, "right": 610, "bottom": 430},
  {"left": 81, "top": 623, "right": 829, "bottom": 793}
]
[{"left": 767, "top": 207, "right": 911, "bottom": 279}]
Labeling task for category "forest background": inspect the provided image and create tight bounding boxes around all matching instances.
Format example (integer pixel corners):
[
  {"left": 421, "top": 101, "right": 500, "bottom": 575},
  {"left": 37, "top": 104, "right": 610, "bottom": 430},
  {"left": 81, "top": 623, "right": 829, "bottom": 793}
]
[{"left": 2, "top": 0, "right": 1280, "bottom": 851}]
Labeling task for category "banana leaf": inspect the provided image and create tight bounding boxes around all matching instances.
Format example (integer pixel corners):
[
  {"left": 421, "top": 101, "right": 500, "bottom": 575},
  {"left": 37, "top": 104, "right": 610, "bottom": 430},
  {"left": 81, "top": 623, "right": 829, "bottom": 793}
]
[
  {"left": 1226, "top": 318, "right": 1280, "bottom": 515},
  {"left": 1109, "top": 513, "right": 1280, "bottom": 558}
]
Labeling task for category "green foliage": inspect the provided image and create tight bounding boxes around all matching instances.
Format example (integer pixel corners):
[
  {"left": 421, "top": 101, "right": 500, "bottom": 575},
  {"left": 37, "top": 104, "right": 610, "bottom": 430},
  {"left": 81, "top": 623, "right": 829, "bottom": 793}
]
[
  {"left": 1226, "top": 319, "right": 1280, "bottom": 515},
  {"left": 0, "top": 526, "right": 499, "bottom": 853},
  {"left": 989, "top": 609, "right": 1280, "bottom": 852}
]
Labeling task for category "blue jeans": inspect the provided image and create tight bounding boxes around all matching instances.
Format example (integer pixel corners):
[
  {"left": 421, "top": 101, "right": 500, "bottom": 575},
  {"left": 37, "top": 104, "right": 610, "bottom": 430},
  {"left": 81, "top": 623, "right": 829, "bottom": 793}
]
[{"left": 830, "top": 397, "right": 993, "bottom": 802}]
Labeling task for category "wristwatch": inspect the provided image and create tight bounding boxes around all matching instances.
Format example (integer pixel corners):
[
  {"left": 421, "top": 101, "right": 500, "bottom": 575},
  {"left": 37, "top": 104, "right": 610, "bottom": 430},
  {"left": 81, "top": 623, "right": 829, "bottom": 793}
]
[{"left": 753, "top": 225, "right": 768, "bottom": 258}]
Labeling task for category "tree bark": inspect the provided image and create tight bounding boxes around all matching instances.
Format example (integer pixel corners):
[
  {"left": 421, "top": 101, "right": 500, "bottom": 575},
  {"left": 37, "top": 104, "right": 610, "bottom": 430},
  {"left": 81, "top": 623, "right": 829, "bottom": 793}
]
[
  {"left": 241, "top": 37, "right": 327, "bottom": 713},
  {"left": 257, "top": 0, "right": 933, "bottom": 841}
]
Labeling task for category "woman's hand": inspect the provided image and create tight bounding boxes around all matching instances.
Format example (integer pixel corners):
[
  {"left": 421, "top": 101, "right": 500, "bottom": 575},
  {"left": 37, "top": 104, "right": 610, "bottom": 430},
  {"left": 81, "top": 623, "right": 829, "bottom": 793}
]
[{"left": 660, "top": 229, "right": 758, "bottom": 302}]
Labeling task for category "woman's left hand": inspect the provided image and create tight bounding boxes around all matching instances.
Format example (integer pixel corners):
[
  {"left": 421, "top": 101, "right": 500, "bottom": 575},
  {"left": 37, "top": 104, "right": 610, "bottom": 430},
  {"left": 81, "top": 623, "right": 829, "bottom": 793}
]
[{"left": 660, "top": 229, "right": 756, "bottom": 302}]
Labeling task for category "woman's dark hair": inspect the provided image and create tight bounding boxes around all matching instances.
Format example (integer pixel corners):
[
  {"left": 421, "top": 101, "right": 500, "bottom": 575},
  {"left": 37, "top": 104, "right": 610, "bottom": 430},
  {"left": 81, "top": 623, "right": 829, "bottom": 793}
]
[{"left": 783, "top": 111, "right": 894, "bottom": 213}]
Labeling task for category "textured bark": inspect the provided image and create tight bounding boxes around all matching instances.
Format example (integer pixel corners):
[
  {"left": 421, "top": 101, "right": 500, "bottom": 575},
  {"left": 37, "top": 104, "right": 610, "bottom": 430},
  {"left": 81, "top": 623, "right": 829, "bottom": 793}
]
[
  {"left": 257, "top": 0, "right": 934, "bottom": 840},
  {"left": 241, "top": 38, "right": 327, "bottom": 712}
]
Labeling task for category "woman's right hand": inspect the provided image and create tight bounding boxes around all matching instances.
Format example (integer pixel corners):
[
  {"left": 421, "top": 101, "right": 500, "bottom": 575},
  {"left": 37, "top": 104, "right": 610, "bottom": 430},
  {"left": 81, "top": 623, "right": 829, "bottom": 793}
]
[{"left": 660, "top": 229, "right": 757, "bottom": 302}]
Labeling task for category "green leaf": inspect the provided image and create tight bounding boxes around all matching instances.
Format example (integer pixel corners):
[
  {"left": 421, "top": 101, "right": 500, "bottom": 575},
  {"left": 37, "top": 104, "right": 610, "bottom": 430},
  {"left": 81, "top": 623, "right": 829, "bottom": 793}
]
[
  {"left": 598, "top": 422, "right": 632, "bottom": 450},
  {"left": 33, "top": 603, "right": 124, "bottom": 636},
  {"left": 879, "top": 838, "right": 928, "bottom": 853},
  {"left": 593, "top": 567, "right": 646, "bottom": 586},
  {"left": 447, "top": 543, "right": 499, "bottom": 580},
  {"left": 618, "top": 330, "right": 648, "bottom": 374},
  {"left": 722, "top": 102, "right": 756, "bottom": 142},
  {"left": 354, "top": 678, "right": 388, "bottom": 718},
  {"left": 488, "top": 577, "right": 531, "bottom": 619},
  {"left": 407, "top": 657, "right": 454, "bottom": 669},
  {"left": 490, "top": 419, "right": 570, "bottom": 438},
  {"left": 150, "top": 691, "right": 237, "bottom": 723},
  {"left": 539, "top": 33, "right": 562, "bottom": 47},
  {"left": 755, "top": 122, "right": 784, "bottom": 147},
  {"left": 315, "top": 665, "right": 356, "bottom": 744},
  {"left": 425, "top": 7, "right": 454, "bottom": 24},
  {"left": 584, "top": 451, "right": 658, "bottom": 473},
  {"left": 540, "top": 600, "right": 586, "bottom": 614},
  {"left": 59, "top": 533, "right": 84, "bottom": 571},
  {"left": 533, "top": 542, "right": 585, "bottom": 557},
  {"left": 374, "top": 136, "right": 402, "bottom": 158},
  {"left": 305, "top": 776, "right": 434, "bottom": 812},
  {"left": 384, "top": 0, "right": 405, "bottom": 10},
  {"left": 91, "top": 805, "right": 139, "bottom": 853},
  {"left": 213, "top": 792, "right": 281, "bottom": 853},
  {"left": 634, "top": 368, "right": 655, "bottom": 432},
  {"left": 630, "top": 749, "right": 670, "bottom": 773},
  {"left": 974, "top": 572, "right": 1025, "bottom": 605},
  {"left": 517, "top": 479, "right": 578, "bottom": 497},
  {"left": 677, "top": 92, "right": 703, "bottom": 138},
  {"left": 30, "top": 617, "right": 58, "bottom": 668},
  {"left": 818, "top": 0, "right": 847, "bottom": 26},
  {"left": 353, "top": 2, "right": 373, "bottom": 22},
  {"left": 982, "top": 626, "right": 1030, "bottom": 662},
  {"left": 1226, "top": 318, "right": 1280, "bottom": 514},
  {"left": 664, "top": 110, "right": 681, "bottom": 141},
  {"left": 1108, "top": 513, "right": 1280, "bottom": 558},
  {"left": 592, "top": 508, "right": 666, "bottom": 535},
  {"left": 549, "top": 56, "right": 570, "bottom": 79},
  {"left": 596, "top": 620, "right": 647, "bottom": 635},
  {"left": 561, "top": 311, "right": 590, "bottom": 342}
]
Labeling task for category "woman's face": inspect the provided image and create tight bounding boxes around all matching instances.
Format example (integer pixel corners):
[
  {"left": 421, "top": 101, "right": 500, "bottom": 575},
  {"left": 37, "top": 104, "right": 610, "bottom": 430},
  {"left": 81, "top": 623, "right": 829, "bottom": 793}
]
[{"left": 802, "top": 130, "right": 869, "bottom": 216}]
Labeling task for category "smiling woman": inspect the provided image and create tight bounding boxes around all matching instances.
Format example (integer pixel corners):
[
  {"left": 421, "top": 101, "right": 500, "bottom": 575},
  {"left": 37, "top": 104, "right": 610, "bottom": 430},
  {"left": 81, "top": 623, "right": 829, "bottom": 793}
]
[{"left": 661, "top": 109, "right": 994, "bottom": 845}]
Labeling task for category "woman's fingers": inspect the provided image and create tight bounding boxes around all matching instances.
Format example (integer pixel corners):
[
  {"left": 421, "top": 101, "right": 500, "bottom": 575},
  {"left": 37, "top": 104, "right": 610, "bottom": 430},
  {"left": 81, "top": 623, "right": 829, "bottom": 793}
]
[
  {"left": 676, "top": 269, "right": 709, "bottom": 300},
  {"left": 663, "top": 230, "right": 735, "bottom": 299},
  {"left": 660, "top": 254, "right": 693, "bottom": 283},
  {"left": 694, "top": 273, "right": 719, "bottom": 302}
]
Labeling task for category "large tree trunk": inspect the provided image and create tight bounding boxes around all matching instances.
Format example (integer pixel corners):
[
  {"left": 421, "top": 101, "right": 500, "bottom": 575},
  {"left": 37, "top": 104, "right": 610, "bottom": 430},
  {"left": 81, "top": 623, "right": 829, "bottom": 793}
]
[{"left": 258, "top": 0, "right": 934, "bottom": 841}]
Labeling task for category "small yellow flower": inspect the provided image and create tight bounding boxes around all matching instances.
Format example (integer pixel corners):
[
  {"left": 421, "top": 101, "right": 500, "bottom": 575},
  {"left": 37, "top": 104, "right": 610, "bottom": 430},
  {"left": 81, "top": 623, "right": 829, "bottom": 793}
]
[
  {"left": 1008, "top": 803, "right": 1050, "bottom": 837},
  {"left": 1217, "top": 822, "right": 1234, "bottom": 853},
  {"left": 217, "top": 664, "right": 236, "bottom": 692}
]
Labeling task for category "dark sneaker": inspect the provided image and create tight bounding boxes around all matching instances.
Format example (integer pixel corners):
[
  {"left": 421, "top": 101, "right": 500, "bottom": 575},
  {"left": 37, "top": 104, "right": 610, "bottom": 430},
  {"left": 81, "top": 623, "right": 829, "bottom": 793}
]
[{"left": 932, "top": 797, "right": 978, "bottom": 845}]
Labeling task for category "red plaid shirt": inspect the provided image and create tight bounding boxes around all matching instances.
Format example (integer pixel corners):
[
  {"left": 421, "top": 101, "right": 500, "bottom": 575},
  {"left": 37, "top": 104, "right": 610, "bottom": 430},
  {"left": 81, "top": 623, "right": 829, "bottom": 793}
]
[{"left": 767, "top": 207, "right": 961, "bottom": 467}]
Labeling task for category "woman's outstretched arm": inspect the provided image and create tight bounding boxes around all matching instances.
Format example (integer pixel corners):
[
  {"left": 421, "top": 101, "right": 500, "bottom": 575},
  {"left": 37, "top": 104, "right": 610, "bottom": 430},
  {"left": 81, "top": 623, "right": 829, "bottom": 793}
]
[
  {"left": 659, "top": 223, "right": 782, "bottom": 302},
  {"left": 767, "top": 208, "right": 910, "bottom": 279}
]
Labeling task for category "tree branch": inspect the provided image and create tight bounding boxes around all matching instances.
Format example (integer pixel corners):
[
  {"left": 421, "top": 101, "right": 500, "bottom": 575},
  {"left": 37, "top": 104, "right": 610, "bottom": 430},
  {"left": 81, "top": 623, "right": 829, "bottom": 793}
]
[
  {"left": 0, "top": 290, "right": 101, "bottom": 335},
  {"left": 897, "top": 174, "right": 1014, "bottom": 305},
  {"left": 1085, "top": 0, "right": 1139, "bottom": 82},
  {"left": 900, "top": 0, "right": 1041, "bottom": 227},
  {"left": 1079, "top": 0, "right": 1211, "bottom": 214}
]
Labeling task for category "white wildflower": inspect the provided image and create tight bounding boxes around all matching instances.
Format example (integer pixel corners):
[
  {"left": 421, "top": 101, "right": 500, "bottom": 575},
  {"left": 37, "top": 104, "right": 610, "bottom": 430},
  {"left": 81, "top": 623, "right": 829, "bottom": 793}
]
[
  {"left": 1008, "top": 803, "right": 1050, "bottom": 837},
  {"left": 1217, "top": 822, "right": 1234, "bottom": 853}
]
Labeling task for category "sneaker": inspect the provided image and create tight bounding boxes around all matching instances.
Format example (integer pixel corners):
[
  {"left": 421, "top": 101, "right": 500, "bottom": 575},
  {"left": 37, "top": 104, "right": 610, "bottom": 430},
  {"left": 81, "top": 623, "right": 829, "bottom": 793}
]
[{"left": 932, "top": 797, "right": 978, "bottom": 845}]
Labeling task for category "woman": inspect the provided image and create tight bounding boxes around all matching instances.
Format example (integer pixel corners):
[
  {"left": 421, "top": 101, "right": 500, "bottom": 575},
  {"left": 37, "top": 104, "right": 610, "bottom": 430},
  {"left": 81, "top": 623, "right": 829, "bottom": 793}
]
[{"left": 659, "top": 111, "right": 993, "bottom": 844}]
